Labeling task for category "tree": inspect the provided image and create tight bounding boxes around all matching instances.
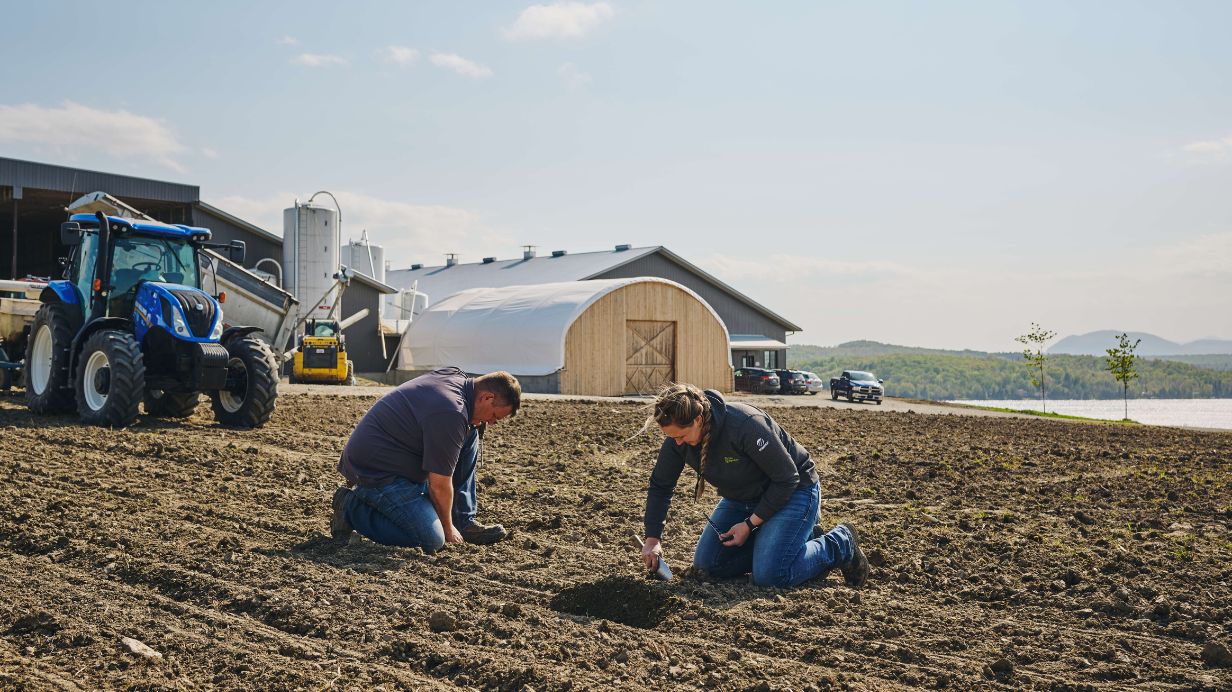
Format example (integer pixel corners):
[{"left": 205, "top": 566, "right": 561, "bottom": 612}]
[
  {"left": 1105, "top": 332, "right": 1141, "bottom": 420},
  {"left": 1015, "top": 323, "right": 1057, "bottom": 412}
]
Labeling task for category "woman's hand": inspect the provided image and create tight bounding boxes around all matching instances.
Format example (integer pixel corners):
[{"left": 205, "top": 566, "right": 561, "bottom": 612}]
[
  {"left": 642, "top": 537, "right": 663, "bottom": 570},
  {"left": 720, "top": 521, "right": 752, "bottom": 547}
]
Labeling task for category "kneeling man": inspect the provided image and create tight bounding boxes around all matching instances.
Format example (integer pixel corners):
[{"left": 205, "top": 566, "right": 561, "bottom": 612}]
[{"left": 331, "top": 367, "right": 521, "bottom": 549}]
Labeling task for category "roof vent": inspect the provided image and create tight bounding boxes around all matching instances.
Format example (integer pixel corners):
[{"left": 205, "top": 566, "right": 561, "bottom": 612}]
[
  {"left": 522, "top": 245, "right": 536, "bottom": 260},
  {"left": 411, "top": 263, "right": 423, "bottom": 270},
  {"left": 482, "top": 256, "right": 496, "bottom": 264},
  {"left": 552, "top": 249, "right": 567, "bottom": 258},
  {"left": 615, "top": 244, "right": 631, "bottom": 251},
  {"left": 445, "top": 253, "right": 459, "bottom": 267}
]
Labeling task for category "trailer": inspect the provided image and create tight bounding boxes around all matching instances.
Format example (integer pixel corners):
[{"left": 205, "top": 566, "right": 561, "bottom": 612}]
[{"left": 0, "top": 279, "right": 46, "bottom": 389}]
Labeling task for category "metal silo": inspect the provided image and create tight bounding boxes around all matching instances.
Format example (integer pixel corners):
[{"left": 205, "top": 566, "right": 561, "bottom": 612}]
[
  {"left": 282, "top": 201, "right": 340, "bottom": 325},
  {"left": 344, "top": 232, "right": 385, "bottom": 284}
]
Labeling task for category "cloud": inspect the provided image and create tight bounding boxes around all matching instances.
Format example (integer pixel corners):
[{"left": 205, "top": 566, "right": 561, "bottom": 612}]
[
  {"left": 293, "top": 53, "right": 348, "bottom": 67},
  {"left": 504, "top": 2, "right": 614, "bottom": 40},
  {"left": 380, "top": 45, "right": 420, "bottom": 66},
  {"left": 429, "top": 52, "right": 493, "bottom": 79},
  {"left": 209, "top": 191, "right": 513, "bottom": 268},
  {"left": 0, "top": 101, "right": 188, "bottom": 172},
  {"left": 278, "top": 35, "right": 299, "bottom": 46},
  {"left": 1180, "top": 135, "right": 1232, "bottom": 163},
  {"left": 201, "top": 147, "right": 219, "bottom": 160},
  {"left": 558, "top": 62, "right": 591, "bottom": 88}
]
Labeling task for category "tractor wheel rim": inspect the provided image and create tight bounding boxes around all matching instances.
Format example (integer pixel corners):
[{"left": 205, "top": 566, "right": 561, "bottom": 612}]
[
  {"left": 219, "top": 357, "right": 247, "bottom": 413},
  {"left": 31, "top": 325, "right": 53, "bottom": 393},
  {"left": 83, "top": 350, "right": 111, "bottom": 411}
]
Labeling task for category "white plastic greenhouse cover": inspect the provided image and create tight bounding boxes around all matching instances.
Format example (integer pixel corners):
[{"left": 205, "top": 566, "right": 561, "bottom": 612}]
[{"left": 397, "top": 277, "right": 727, "bottom": 376}]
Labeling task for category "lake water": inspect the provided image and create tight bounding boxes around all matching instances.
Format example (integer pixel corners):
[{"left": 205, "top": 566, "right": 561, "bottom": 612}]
[{"left": 948, "top": 399, "right": 1232, "bottom": 431}]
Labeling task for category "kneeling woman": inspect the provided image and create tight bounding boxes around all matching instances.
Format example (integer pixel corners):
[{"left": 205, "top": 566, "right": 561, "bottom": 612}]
[{"left": 640, "top": 384, "right": 869, "bottom": 588}]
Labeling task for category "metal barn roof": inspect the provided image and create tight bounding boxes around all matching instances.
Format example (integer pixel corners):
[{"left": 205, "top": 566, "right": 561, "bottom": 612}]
[{"left": 386, "top": 245, "right": 801, "bottom": 332}]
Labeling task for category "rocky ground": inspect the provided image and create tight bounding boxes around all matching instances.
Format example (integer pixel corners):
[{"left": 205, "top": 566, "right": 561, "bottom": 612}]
[{"left": 0, "top": 389, "right": 1229, "bottom": 690}]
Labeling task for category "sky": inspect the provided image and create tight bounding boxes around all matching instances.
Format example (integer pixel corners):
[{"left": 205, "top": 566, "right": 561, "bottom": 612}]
[{"left": 2, "top": 1, "right": 1230, "bottom": 351}]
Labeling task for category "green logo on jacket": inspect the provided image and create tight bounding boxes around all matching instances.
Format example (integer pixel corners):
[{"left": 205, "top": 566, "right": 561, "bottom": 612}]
[{"left": 723, "top": 456, "right": 739, "bottom": 464}]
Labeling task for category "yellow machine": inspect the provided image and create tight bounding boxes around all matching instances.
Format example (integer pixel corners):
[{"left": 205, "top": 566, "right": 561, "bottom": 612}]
[{"left": 290, "top": 319, "right": 355, "bottom": 385}]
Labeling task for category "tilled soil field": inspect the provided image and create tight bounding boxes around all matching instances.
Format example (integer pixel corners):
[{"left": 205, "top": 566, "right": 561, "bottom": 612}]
[{"left": 0, "top": 390, "right": 1230, "bottom": 691}]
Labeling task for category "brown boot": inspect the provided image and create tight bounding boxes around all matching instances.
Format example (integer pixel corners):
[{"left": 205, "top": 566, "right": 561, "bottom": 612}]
[
  {"left": 837, "top": 523, "right": 869, "bottom": 588},
  {"left": 330, "top": 487, "right": 353, "bottom": 539},
  {"left": 459, "top": 521, "right": 508, "bottom": 545}
]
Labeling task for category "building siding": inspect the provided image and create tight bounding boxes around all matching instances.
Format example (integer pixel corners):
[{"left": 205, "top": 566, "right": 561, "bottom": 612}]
[{"left": 339, "top": 283, "right": 392, "bottom": 373}]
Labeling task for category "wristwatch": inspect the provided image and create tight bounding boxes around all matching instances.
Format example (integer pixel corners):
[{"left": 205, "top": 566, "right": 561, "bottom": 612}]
[{"left": 744, "top": 517, "right": 759, "bottom": 532}]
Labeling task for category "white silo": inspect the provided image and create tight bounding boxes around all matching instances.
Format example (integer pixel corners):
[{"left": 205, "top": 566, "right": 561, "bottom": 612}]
[
  {"left": 344, "top": 232, "right": 385, "bottom": 284},
  {"left": 282, "top": 201, "right": 341, "bottom": 324}
]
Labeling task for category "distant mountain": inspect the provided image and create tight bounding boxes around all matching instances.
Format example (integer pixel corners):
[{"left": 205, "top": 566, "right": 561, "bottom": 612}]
[{"left": 1049, "top": 331, "right": 1232, "bottom": 356}]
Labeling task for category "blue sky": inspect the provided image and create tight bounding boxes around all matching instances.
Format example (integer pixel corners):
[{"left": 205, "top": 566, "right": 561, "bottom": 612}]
[{"left": 2, "top": 1, "right": 1230, "bottom": 351}]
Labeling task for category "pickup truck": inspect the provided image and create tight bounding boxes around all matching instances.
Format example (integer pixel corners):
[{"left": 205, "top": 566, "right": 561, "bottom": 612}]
[{"left": 830, "top": 370, "right": 884, "bottom": 404}]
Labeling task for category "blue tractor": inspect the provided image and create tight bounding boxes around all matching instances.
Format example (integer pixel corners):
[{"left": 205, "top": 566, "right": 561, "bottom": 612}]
[{"left": 24, "top": 212, "right": 278, "bottom": 428}]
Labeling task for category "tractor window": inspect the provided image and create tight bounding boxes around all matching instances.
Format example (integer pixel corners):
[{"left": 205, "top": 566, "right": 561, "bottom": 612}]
[
  {"left": 311, "top": 322, "right": 339, "bottom": 337},
  {"left": 73, "top": 231, "right": 99, "bottom": 304},
  {"left": 111, "top": 236, "right": 198, "bottom": 292}
]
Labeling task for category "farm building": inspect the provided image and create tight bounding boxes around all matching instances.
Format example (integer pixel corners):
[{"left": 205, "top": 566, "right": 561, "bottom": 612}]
[
  {"left": 0, "top": 156, "right": 396, "bottom": 372},
  {"left": 396, "top": 278, "right": 732, "bottom": 395},
  {"left": 387, "top": 245, "right": 801, "bottom": 370}
]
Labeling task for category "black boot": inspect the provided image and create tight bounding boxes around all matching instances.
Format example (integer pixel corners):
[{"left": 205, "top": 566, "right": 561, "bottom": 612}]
[
  {"left": 330, "top": 486, "right": 353, "bottom": 539},
  {"left": 837, "top": 523, "right": 869, "bottom": 588}
]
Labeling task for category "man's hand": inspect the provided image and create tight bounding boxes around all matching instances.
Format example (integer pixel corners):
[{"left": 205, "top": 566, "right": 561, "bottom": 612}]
[
  {"left": 641, "top": 536, "right": 663, "bottom": 571},
  {"left": 445, "top": 525, "right": 464, "bottom": 544}
]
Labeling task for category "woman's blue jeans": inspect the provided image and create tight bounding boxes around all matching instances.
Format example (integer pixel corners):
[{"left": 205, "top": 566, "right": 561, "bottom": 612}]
[
  {"left": 343, "top": 426, "right": 481, "bottom": 551},
  {"left": 693, "top": 483, "right": 855, "bottom": 588}
]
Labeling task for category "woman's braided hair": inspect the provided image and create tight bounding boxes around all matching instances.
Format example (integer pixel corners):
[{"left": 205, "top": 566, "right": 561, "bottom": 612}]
[{"left": 652, "top": 383, "right": 713, "bottom": 501}]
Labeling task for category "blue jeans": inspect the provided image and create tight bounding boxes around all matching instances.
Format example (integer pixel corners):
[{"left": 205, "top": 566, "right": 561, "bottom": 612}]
[
  {"left": 692, "top": 483, "right": 855, "bottom": 587},
  {"left": 343, "top": 427, "right": 481, "bottom": 551}
]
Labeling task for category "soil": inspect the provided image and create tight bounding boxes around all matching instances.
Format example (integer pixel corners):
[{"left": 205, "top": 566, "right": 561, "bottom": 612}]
[{"left": 0, "top": 390, "right": 1229, "bottom": 690}]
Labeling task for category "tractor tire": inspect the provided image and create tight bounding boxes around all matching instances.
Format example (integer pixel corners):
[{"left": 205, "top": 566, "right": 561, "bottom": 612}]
[
  {"left": 75, "top": 329, "right": 145, "bottom": 428},
  {"left": 144, "top": 389, "right": 201, "bottom": 418},
  {"left": 345, "top": 360, "right": 356, "bottom": 386},
  {"left": 211, "top": 336, "right": 278, "bottom": 428},
  {"left": 25, "top": 303, "right": 79, "bottom": 414}
]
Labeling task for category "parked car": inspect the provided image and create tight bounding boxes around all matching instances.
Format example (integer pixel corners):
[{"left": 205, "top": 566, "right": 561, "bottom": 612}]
[
  {"left": 799, "top": 371, "right": 825, "bottom": 395},
  {"left": 775, "top": 369, "right": 809, "bottom": 395},
  {"left": 734, "top": 367, "right": 780, "bottom": 394},
  {"left": 830, "top": 370, "right": 884, "bottom": 404}
]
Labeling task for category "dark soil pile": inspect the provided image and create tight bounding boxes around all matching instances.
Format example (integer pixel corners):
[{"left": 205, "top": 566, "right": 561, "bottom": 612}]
[
  {"left": 550, "top": 575, "right": 683, "bottom": 628},
  {"left": 0, "top": 390, "right": 1229, "bottom": 690}
]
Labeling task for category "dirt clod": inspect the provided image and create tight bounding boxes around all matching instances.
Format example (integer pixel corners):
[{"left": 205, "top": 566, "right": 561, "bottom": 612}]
[
  {"left": 1202, "top": 642, "right": 1232, "bottom": 668},
  {"left": 428, "top": 610, "right": 457, "bottom": 632}
]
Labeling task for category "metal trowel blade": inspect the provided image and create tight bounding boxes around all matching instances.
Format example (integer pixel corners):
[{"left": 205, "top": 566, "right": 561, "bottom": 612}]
[{"left": 630, "top": 532, "right": 674, "bottom": 581}]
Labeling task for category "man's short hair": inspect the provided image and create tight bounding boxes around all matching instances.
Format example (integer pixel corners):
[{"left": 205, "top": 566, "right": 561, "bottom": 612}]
[{"left": 475, "top": 371, "right": 522, "bottom": 416}]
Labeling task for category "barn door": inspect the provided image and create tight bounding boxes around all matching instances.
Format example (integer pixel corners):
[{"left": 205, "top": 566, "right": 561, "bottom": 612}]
[{"left": 626, "top": 320, "right": 675, "bottom": 394}]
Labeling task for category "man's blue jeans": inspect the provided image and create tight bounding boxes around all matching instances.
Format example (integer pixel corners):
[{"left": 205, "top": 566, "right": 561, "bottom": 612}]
[
  {"left": 343, "top": 427, "right": 481, "bottom": 551},
  {"left": 692, "top": 483, "right": 855, "bottom": 587}
]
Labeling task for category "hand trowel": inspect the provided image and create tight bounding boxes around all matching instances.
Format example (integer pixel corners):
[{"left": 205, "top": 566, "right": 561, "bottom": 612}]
[{"left": 630, "top": 533, "right": 673, "bottom": 581}]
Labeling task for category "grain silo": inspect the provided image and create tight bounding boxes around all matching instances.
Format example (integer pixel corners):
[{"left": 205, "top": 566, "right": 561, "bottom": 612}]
[{"left": 282, "top": 201, "right": 340, "bottom": 324}]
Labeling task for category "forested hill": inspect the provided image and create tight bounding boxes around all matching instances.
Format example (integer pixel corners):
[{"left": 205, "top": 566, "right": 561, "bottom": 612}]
[{"left": 788, "top": 342, "right": 1232, "bottom": 400}]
